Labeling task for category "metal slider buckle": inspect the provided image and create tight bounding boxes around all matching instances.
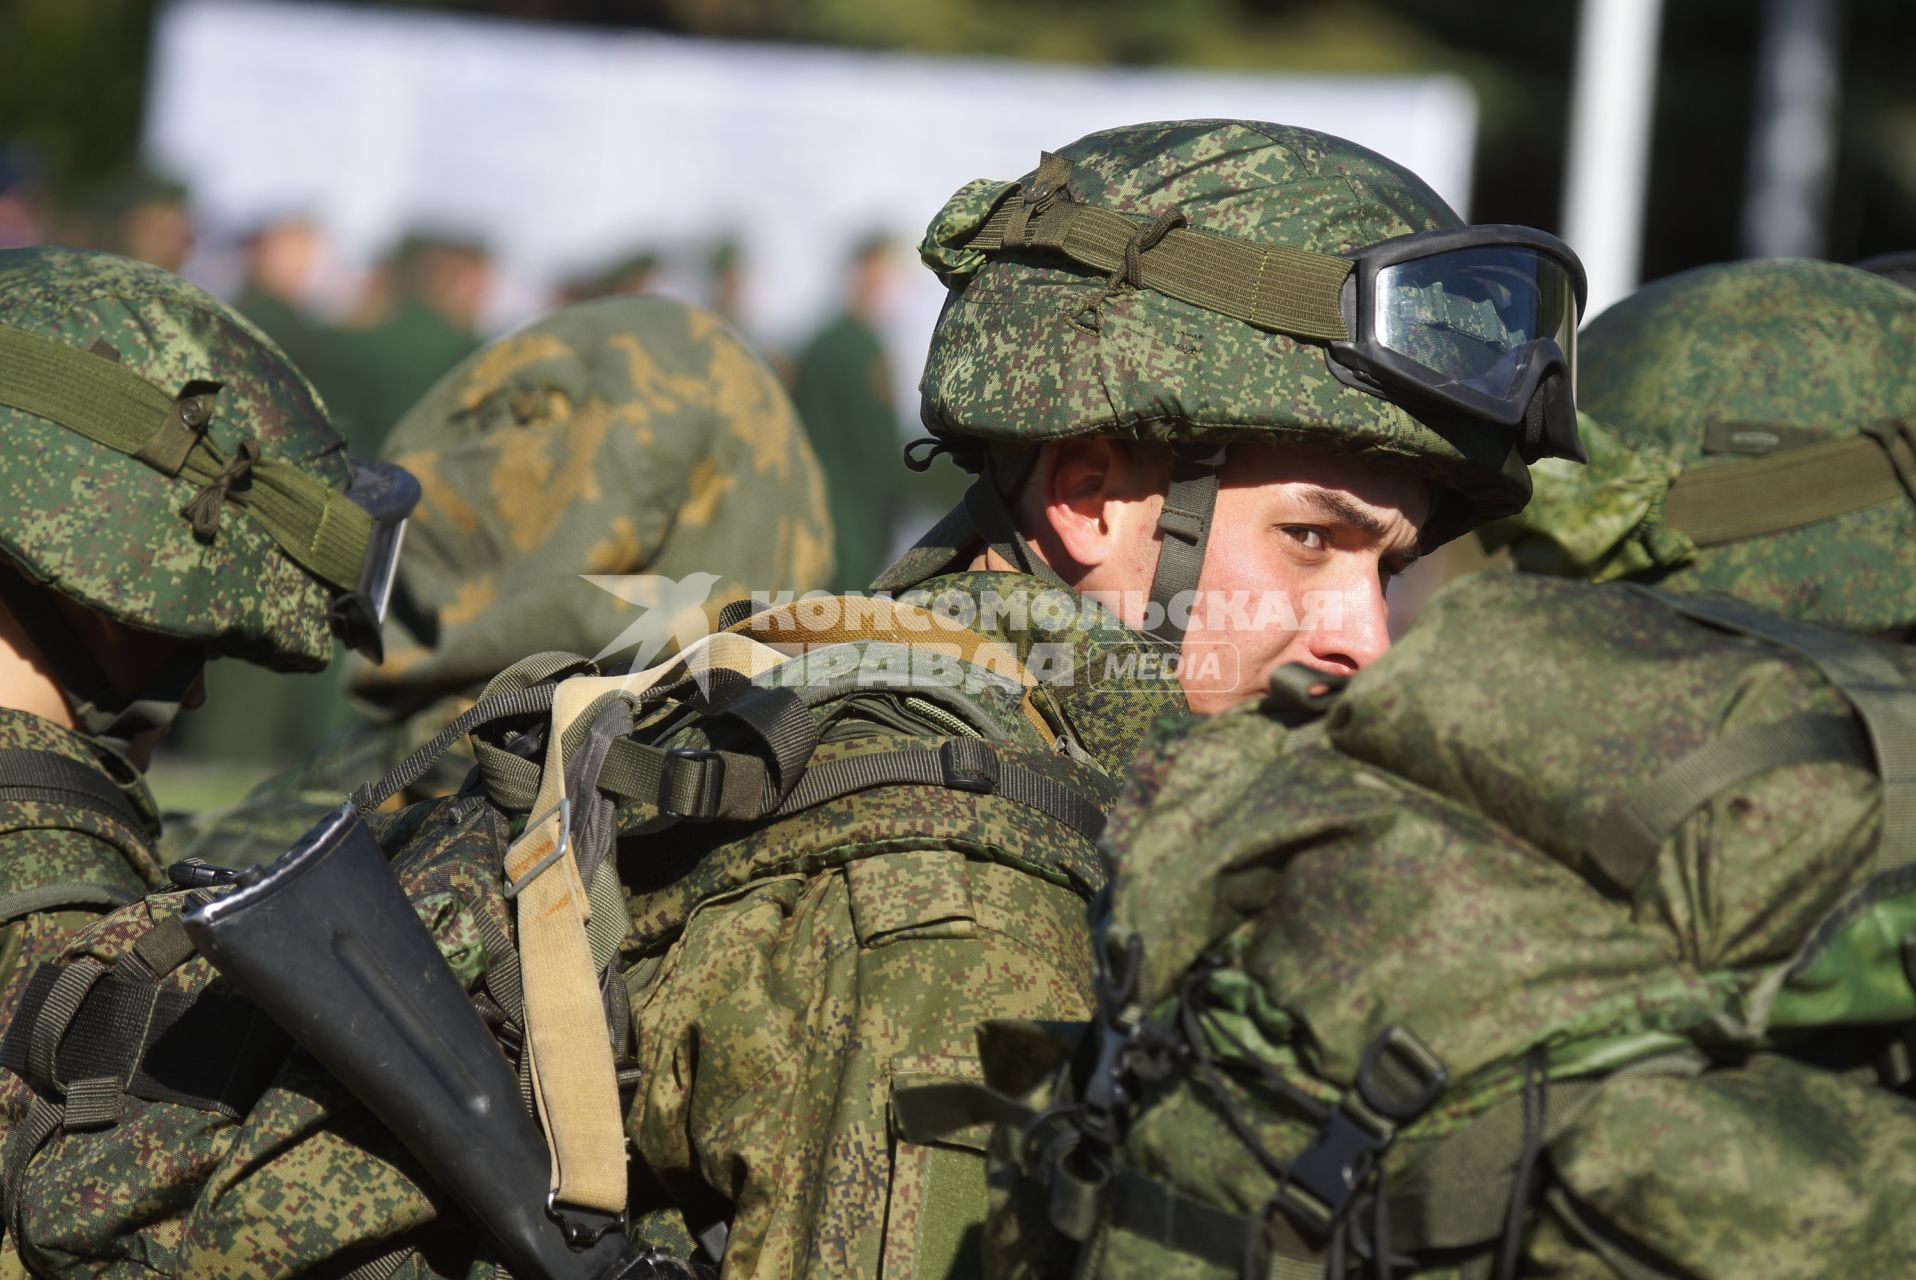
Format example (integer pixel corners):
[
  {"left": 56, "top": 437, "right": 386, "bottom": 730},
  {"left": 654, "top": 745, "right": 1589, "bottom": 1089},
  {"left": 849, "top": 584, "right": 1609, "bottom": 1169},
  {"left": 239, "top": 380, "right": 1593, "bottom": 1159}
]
[
  {"left": 545, "top": 1189, "right": 627, "bottom": 1250},
  {"left": 503, "top": 797, "right": 572, "bottom": 899}
]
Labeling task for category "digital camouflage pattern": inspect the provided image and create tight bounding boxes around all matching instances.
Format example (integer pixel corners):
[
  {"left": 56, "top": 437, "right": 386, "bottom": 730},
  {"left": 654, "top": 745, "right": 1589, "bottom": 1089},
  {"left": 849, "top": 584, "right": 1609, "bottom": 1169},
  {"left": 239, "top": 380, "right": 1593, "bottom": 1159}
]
[
  {"left": 915, "top": 120, "right": 1532, "bottom": 545},
  {"left": 0, "top": 706, "right": 164, "bottom": 1044},
  {"left": 0, "top": 246, "right": 357, "bottom": 670},
  {"left": 0, "top": 793, "right": 511, "bottom": 1278},
  {"left": 1, "top": 571, "right": 1185, "bottom": 1278},
  {"left": 1486, "top": 258, "right": 1916, "bottom": 635},
  {"left": 622, "top": 571, "right": 1183, "bottom": 1277},
  {"left": 169, "top": 293, "right": 835, "bottom": 869},
  {"left": 981, "top": 571, "right": 1916, "bottom": 1277}
]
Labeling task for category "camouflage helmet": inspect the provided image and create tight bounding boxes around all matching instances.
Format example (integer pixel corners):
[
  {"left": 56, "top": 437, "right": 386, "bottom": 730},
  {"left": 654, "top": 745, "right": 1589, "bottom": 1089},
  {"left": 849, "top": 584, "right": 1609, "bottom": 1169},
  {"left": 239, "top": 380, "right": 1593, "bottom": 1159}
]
[
  {"left": 1487, "top": 259, "right": 1916, "bottom": 635},
  {"left": 917, "top": 121, "right": 1586, "bottom": 536},
  {"left": 0, "top": 247, "right": 399, "bottom": 672},
  {"left": 351, "top": 293, "right": 834, "bottom": 717},
  {"left": 896, "top": 121, "right": 1586, "bottom": 640}
]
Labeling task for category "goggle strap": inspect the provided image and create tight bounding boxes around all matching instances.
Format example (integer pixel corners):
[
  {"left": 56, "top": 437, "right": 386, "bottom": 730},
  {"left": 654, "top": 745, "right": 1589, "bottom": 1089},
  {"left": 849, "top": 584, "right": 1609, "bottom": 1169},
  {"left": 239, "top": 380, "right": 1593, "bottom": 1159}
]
[
  {"left": 0, "top": 325, "right": 371, "bottom": 591},
  {"left": 1662, "top": 418, "right": 1916, "bottom": 547},
  {"left": 965, "top": 189, "right": 1353, "bottom": 343}
]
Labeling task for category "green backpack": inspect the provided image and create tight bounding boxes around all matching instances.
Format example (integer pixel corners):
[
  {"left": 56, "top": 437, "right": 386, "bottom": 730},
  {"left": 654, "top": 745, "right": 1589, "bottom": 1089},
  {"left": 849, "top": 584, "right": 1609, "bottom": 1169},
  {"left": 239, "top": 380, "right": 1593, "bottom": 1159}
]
[
  {"left": 0, "top": 594, "right": 1118, "bottom": 1278},
  {"left": 927, "top": 571, "right": 1916, "bottom": 1279}
]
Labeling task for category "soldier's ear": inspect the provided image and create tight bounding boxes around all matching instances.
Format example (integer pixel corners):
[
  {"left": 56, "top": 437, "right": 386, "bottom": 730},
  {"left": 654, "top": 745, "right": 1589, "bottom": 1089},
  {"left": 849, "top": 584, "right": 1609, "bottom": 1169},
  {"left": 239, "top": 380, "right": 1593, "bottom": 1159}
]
[{"left": 1037, "top": 438, "right": 1157, "bottom": 575}]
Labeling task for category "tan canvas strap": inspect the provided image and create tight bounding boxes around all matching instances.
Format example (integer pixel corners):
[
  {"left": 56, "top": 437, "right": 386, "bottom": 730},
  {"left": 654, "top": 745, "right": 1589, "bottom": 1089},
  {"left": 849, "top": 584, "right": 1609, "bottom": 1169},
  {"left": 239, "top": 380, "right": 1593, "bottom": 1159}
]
[
  {"left": 503, "top": 677, "right": 637, "bottom": 1216},
  {"left": 1659, "top": 417, "right": 1916, "bottom": 546},
  {"left": 0, "top": 324, "right": 373, "bottom": 590},
  {"left": 962, "top": 186, "right": 1353, "bottom": 342},
  {"left": 499, "top": 631, "right": 789, "bottom": 1214},
  {"left": 734, "top": 595, "right": 1054, "bottom": 742}
]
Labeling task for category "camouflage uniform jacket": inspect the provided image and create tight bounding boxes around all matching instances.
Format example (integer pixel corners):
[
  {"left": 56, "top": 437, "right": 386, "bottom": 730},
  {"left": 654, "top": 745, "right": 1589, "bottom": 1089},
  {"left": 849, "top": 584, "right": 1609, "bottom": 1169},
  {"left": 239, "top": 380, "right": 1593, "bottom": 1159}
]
[
  {"left": 622, "top": 570, "right": 1183, "bottom": 1277},
  {"left": 0, "top": 572, "right": 1183, "bottom": 1279},
  {"left": 0, "top": 705, "right": 163, "bottom": 1023}
]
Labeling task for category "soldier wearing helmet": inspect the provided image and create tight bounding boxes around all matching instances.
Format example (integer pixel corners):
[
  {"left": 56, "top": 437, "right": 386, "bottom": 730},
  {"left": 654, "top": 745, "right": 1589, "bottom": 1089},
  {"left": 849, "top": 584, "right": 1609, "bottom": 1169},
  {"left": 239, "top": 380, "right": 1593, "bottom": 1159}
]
[
  {"left": 1489, "top": 257, "right": 1916, "bottom": 635},
  {"left": 603, "top": 119, "right": 1586, "bottom": 1275},
  {"left": 168, "top": 291, "right": 835, "bottom": 869},
  {"left": 0, "top": 246, "right": 416, "bottom": 1013},
  {"left": 0, "top": 123, "right": 1583, "bottom": 1278}
]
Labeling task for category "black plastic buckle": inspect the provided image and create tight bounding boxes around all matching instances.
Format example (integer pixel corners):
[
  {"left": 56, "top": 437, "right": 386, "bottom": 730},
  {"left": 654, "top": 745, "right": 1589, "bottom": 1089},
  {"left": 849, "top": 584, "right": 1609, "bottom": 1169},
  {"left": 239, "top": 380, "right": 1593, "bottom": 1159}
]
[
  {"left": 1278, "top": 1026, "right": 1446, "bottom": 1233},
  {"left": 546, "top": 1191, "right": 626, "bottom": 1250},
  {"left": 658, "top": 747, "right": 725, "bottom": 820},
  {"left": 939, "top": 739, "right": 1000, "bottom": 795}
]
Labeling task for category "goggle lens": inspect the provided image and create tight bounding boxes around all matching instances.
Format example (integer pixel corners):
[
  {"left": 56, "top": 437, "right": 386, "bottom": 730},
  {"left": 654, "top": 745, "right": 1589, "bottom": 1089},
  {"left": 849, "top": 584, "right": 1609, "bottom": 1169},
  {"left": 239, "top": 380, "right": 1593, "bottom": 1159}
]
[{"left": 1374, "top": 247, "right": 1579, "bottom": 402}]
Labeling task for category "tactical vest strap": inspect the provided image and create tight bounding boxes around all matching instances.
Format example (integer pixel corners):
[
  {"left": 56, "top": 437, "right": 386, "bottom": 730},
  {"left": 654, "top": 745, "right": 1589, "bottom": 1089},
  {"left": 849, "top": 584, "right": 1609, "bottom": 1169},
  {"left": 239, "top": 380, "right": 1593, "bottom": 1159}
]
[{"left": 0, "top": 747, "right": 147, "bottom": 834}]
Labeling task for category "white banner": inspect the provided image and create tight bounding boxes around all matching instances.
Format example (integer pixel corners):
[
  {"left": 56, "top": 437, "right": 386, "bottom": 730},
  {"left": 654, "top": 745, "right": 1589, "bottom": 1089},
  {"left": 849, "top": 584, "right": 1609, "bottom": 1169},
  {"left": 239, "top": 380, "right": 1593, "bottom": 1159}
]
[{"left": 146, "top": 0, "right": 1477, "bottom": 414}]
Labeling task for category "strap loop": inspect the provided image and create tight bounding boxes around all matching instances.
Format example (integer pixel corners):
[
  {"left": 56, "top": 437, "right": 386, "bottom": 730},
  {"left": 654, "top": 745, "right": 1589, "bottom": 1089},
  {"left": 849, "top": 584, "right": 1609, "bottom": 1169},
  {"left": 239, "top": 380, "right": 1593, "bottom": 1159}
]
[{"left": 180, "top": 438, "right": 259, "bottom": 541}]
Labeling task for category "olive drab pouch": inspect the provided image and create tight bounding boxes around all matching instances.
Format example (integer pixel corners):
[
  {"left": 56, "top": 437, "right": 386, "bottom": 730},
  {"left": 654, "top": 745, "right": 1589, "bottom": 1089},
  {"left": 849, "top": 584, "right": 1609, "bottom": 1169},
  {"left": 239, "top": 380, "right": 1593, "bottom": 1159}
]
[{"left": 958, "top": 572, "right": 1916, "bottom": 1279}]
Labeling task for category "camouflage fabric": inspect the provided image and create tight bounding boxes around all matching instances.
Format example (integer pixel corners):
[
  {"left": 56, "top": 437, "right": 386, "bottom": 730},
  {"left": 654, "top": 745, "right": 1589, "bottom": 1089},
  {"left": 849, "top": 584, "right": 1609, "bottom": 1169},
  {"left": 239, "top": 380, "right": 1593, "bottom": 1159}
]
[
  {"left": 0, "top": 706, "right": 164, "bottom": 1014},
  {"left": 0, "top": 791, "right": 512, "bottom": 1279},
  {"left": 0, "top": 246, "right": 359, "bottom": 670},
  {"left": 356, "top": 292, "right": 834, "bottom": 718},
  {"left": 977, "top": 571, "right": 1916, "bottom": 1277},
  {"left": 913, "top": 120, "right": 1534, "bottom": 548},
  {"left": 1486, "top": 258, "right": 1916, "bottom": 635},
  {"left": 172, "top": 291, "right": 835, "bottom": 865},
  {"left": 1, "top": 570, "right": 1184, "bottom": 1278}
]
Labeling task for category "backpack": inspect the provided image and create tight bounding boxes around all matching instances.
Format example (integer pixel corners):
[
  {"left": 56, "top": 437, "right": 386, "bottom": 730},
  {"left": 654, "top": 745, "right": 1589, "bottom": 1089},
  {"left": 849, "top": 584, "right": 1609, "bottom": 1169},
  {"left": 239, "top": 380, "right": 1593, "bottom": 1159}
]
[
  {"left": 0, "top": 593, "right": 1116, "bottom": 1277},
  {"left": 919, "top": 572, "right": 1916, "bottom": 1279}
]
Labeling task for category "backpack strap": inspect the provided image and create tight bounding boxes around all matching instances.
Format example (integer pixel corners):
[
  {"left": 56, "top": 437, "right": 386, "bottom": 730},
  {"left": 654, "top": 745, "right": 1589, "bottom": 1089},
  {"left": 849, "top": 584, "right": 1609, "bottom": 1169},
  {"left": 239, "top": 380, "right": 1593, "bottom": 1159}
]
[
  {"left": 0, "top": 746, "right": 153, "bottom": 920},
  {"left": 1593, "top": 587, "right": 1916, "bottom": 897}
]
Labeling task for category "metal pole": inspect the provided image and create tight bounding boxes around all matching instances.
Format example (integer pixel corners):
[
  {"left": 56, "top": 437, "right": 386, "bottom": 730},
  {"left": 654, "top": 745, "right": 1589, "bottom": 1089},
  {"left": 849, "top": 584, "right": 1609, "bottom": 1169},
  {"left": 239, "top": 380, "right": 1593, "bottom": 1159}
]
[
  {"left": 1741, "top": 0, "right": 1844, "bottom": 259},
  {"left": 1561, "top": 0, "right": 1667, "bottom": 319}
]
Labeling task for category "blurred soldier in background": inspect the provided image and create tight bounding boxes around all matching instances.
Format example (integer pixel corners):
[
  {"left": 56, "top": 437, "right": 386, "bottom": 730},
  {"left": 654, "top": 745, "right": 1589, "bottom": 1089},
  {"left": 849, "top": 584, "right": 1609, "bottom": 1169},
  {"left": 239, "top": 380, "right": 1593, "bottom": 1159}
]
[
  {"left": 345, "top": 232, "right": 493, "bottom": 449},
  {"left": 790, "top": 232, "right": 907, "bottom": 591},
  {"left": 105, "top": 169, "right": 195, "bottom": 275},
  {"left": 0, "top": 245, "right": 412, "bottom": 1016},
  {"left": 170, "top": 289, "right": 835, "bottom": 868}
]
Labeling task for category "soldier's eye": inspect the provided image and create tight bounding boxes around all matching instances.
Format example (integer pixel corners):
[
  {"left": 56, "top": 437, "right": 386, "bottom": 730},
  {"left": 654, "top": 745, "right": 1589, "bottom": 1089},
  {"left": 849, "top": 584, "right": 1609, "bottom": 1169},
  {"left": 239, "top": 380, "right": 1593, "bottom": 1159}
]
[{"left": 1281, "top": 526, "right": 1327, "bottom": 551}]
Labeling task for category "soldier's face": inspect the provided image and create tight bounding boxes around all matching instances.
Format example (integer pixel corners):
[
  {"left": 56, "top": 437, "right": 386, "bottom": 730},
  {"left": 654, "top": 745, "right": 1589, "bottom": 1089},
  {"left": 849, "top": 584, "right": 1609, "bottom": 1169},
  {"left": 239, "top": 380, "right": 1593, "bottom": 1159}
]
[{"left": 1176, "top": 445, "right": 1427, "bottom": 713}]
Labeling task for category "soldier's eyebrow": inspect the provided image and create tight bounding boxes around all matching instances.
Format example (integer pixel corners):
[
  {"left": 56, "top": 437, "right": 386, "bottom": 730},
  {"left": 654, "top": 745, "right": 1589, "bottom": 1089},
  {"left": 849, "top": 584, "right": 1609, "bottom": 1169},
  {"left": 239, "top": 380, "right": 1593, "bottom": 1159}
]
[{"left": 1297, "top": 486, "right": 1391, "bottom": 540}]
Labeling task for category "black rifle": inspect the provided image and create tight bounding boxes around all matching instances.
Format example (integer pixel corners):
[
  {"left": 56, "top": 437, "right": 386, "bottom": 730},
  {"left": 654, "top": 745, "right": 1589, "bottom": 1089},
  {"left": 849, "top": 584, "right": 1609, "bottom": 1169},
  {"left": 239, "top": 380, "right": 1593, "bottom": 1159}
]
[{"left": 182, "top": 803, "right": 676, "bottom": 1280}]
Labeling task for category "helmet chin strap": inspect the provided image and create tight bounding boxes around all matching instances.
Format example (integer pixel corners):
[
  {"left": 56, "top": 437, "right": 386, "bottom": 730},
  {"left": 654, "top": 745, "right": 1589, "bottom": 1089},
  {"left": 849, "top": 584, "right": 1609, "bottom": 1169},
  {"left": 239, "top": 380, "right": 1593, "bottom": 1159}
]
[
  {"left": 1143, "top": 443, "right": 1227, "bottom": 650},
  {"left": 0, "top": 567, "right": 204, "bottom": 761},
  {"left": 962, "top": 442, "right": 1226, "bottom": 651}
]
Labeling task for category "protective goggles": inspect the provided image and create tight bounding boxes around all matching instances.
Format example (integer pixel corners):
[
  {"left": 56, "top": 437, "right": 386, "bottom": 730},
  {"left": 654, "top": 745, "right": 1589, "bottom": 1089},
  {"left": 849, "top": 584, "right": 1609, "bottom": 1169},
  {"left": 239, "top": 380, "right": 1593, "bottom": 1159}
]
[
  {"left": 1327, "top": 225, "right": 1586, "bottom": 463},
  {"left": 331, "top": 458, "right": 420, "bottom": 663}
]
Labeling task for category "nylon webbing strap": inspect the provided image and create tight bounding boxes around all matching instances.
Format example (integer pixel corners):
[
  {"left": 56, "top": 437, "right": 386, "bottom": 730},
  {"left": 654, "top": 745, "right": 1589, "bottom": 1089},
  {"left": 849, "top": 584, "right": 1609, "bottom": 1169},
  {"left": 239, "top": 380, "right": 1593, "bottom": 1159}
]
[
  {"left": 502, "top": 677, "right": 639, "bottom": 1217},
  {"left": 772, "top": 744, "right": 1107, "bottom": 843},
  {"left": 966, "top": 193, "right": 1353, "bottom": 341},
  {"left": 0, "top": 747, "right": 145, "bottom": 834},
  {"left": 0, "top": 881, "right": 139, "bottom": 923},
  {"left": 1660, "top": 419, "right": 1916, "bottom": 547},
  {"left": 1634, "top": 587, "right": 1916, "bottom": 878},
  {"left": 0, "top": 961, "right": 287, "bottom": 1117},
  {"left": 1146, "top": 446, "right": 1225, "bottom": 649},
  {"left": 1592, "top": 712, "right": 1865, "bottom": 894},
  {"left": 0, "top": 324, "right": 372, "bottom": 590}
]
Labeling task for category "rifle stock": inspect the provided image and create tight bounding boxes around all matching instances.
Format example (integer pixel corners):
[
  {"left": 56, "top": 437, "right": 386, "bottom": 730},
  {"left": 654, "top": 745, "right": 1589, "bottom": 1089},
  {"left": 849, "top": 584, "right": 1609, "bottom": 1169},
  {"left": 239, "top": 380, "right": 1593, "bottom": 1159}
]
[{"left": 182, "top": 803, "right": 668, "bottom": 1280}]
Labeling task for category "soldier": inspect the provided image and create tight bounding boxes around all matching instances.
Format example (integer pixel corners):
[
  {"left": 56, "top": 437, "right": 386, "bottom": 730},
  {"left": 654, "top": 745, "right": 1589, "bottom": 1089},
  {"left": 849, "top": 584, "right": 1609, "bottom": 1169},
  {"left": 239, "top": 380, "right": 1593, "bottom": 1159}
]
[
  {"left": 0, "top": 245, "right": 412, "bottom": 1015},
  {"left": 170, "top": 290, "right": 836, "bottom": 868},
  {"left": 0, "top": 122, "right": 1583, "bottom": 1278},
  {"left": 982, "top": 256, "right": 1916, "bottom": 1279}
]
